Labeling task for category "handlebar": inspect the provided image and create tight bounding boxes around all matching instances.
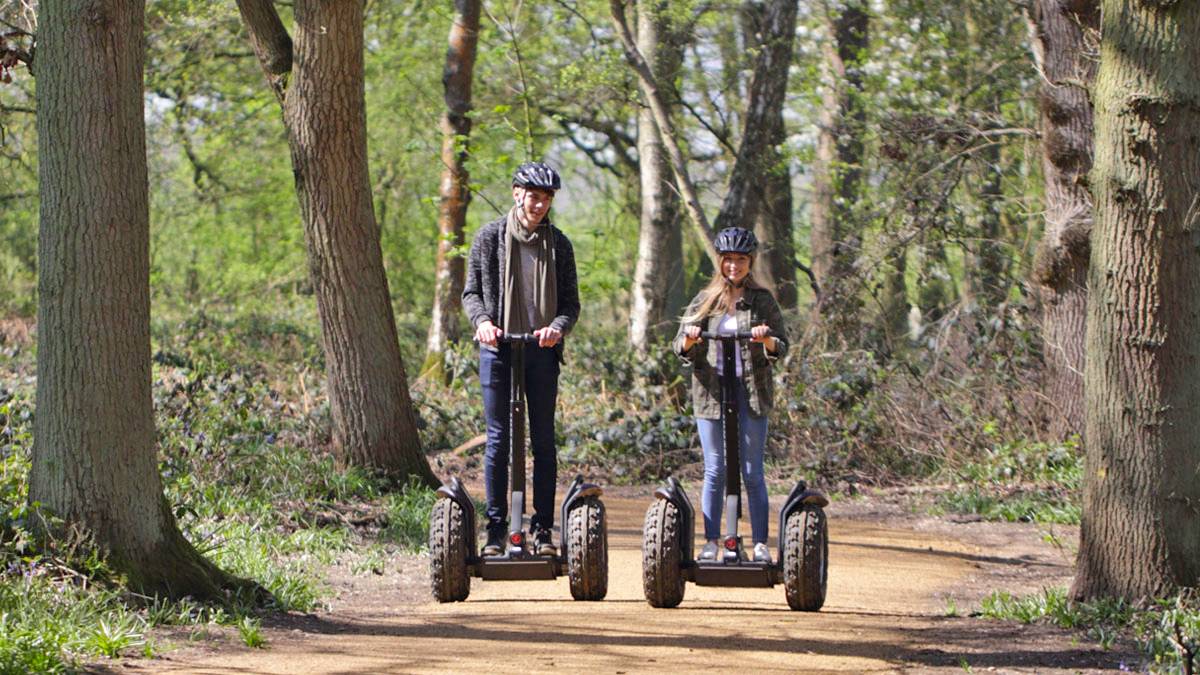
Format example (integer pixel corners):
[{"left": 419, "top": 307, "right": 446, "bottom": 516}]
[
  {"left": 497, "top": 333, "right": 542, "bottom": 344},
  {"left": 697, "top": 330, "right": 777, "bottom": 341}
]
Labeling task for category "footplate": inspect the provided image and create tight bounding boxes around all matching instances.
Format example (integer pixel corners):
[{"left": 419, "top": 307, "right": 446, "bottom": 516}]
[{"left": 690, "top": 560, "right": 780, "bottom": 587}]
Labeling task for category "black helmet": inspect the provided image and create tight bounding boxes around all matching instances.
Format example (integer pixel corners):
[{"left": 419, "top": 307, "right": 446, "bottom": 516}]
[
  {"left": 512, "top": 161, "right": 561, "bottom": 192},
  {"left": 714, "top": 227, "right": 758, "bottom": 254}
]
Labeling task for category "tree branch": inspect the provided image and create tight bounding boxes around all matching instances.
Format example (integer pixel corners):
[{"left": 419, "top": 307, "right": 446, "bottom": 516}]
[
  {"left": 234, "top": 0, "right": 293, "bottom": 101},
  {"left": 609, "top": 0, "right": 717, "bottom": 264}
]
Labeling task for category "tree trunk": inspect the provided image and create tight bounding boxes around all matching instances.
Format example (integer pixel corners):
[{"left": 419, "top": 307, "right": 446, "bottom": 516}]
[
  {"left": 30, "top": 0, "right": 243, "bottom": 599},
  {"left": 810, "top": 0, "right": 868, "bottom": 342},
  {"left": 970, "top": 140, "right": 1008, "bottom": 309},
  {"left": 713, "top": 0, "right": 799, "bottom": 312},
  {"left": 1072, "top": 0, "right": 1200, "bottom": 602},
  {"left": 610, "top": 0, "right": 718, "bottom": 265},
  {"left": 754, "top": 157, "right": 798, "bottom": 310},
  {"left": 878, "top": 240, "right": 909, "bottom": 351},
  {"left": 916, "top": 232, "right": 950, "bottom": 326},
  {"left": 1031, "top": 0, "right": 1097, "bottom": 442},
  {"left": 237, "top": 0, "right": 436, "bottom": 484},
  {"left": 424, "top": 0, "right": 481, "bottom": 382},
  {"left": 629, "top": 0, "right": 686, "bottom": 356}
]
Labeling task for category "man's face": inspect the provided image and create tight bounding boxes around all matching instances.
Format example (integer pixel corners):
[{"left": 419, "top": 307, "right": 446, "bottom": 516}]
[{"left": 512, "top": 186, "right": 555, "bottom": 225}]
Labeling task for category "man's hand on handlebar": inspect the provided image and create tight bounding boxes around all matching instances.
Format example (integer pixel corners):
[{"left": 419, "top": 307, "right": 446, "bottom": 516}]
[
  {"left": 475, "top": 320, "right": 503, "bottom": 347},
  {"left": 534, "top": 326, "right": 562, "bottom": 348}
]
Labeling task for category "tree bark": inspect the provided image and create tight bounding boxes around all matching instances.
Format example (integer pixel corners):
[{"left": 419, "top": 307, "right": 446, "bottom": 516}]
[
  {"left": 424, "top": 0, "right": 481, "bottom": 381},
  {"left": 610, "top": 0, "right": 718, "bottom": 265},
  {"left": 629, "top": 0, "right": 686, "bottom": 355},
  {"left": 754, "top": 157, "right": 798, "bottom": 310},
  {"left": 30, "top": 0, "right": 244, "bottom": 599},
  {"left": 810, "top": 0, "right": 868, "bottom": 341},
  {"left": 1072, "top": 0, "right": 1200, "bottom": 602},
  {"left": 713, "top": 0, "right": 799, "bottom": 311},
  {"left": 1030, "top": 0, "right": 1097, "bottom": 442},
  {"left": 239, "top": 0, "right": 436, "bottom": 484}
]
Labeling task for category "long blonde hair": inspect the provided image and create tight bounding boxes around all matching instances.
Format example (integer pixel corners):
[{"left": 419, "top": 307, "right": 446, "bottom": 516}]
[{"left": 681, "top": 254, "right": 761, "bottom": 324}]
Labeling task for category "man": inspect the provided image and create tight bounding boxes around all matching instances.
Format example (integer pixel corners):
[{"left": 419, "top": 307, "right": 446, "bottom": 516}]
[{"left": 462, "top": 161, "right": 580, "bottom": 557}]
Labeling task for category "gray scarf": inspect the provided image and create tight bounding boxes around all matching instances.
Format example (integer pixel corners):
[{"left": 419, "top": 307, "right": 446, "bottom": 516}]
[{"left": 502, "top": 207, "right": 557, "bottom": 334}]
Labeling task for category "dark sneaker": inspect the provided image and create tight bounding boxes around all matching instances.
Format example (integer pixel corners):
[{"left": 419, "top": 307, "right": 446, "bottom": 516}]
[
  {"left": 482, "top": 530, "right": 504, "bottom": 557},
  {"left": 533, "top": 528, "right": 557, "bottom": 556}
]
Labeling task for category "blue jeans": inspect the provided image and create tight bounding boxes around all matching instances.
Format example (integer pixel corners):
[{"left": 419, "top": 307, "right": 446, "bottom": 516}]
[
  {"left": 480, "top": 343, "right": 560, "bottom": 536},
  {"left": 696, "top": 380, "right": 769, "bottom": 543}
]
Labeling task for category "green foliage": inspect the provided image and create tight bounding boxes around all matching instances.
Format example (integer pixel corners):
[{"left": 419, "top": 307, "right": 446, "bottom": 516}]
[
  {"left": 237, "top": 616, "right": 266, "bottom": 649},
  {"left": 378, "top": 478, "right": 437, "bottom": 551},
  {"left": 979, "top": 587, "right": 1200, "bottom": 671},
  {"left": 934, "top": 437, "right": 1080, "bottom": 524}
]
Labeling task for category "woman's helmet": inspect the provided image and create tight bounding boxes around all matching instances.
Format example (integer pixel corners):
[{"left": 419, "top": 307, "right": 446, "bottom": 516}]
[
  {"left": 714, "top": 227, "right": 758, "bottom": 254},
  {"left": 512, "top": 162, "right": 562, "bottom": 192}
]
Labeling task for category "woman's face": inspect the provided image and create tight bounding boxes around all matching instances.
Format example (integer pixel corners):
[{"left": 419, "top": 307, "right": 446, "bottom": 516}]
[{"left": 721, "top": 253, "right": 751, "bottom": 285}]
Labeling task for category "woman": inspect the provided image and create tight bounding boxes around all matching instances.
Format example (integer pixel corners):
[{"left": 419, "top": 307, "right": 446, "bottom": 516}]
[{"left": 672, "top": 226, "right": 788, "bottom": 563}]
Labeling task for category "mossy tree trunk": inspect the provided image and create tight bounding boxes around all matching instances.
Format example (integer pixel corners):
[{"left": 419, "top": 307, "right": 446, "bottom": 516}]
[
  {"left": 1031, "top": 0, "right": 1098, "bottom": 442},
  {"left": 237, "top": 0, "right": 436, "bottom": 485},
  {"left": 31, "top": 0, "right": 245, "bottom": 599},
  {"left": 424, "top": 0, "right": 482, "bottom": 383},
  {"left": 1072, "top": 0, "right": 1200, "bottom": 602}
]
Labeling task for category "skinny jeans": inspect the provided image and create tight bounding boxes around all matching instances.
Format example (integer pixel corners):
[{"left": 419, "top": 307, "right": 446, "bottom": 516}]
[
  {"left": 696, "top": 379, "right": 769, "bottom": 543},
  {"left": 480, "top": 343, "right": 560, "bottom": 536}
]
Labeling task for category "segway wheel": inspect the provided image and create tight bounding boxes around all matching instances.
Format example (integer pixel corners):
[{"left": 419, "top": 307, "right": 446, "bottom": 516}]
[
  {"left": 429, "top": 498, "right": 470, "bottom": 602},
  {"left": 642, "top": 499, "right": 686, "bottom": 608},
  {"left": 566, "top": 496, "right": 608, "bottom": 601},
  {"left": 784, "top": 505, "right": 828, "bottom": 611}
]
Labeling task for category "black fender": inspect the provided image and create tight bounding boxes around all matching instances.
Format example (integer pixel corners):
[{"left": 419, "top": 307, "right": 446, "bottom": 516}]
[
  {"left": 560, "top": 474, "right": 604, "bottom": 561},
  {"left": 777, "top": 480, "right": 829, "bottom": 562},
  {"left": 654, "top": 476, "right": 695, "bottom": 564},
  {"left": 436, "top": 476, "right": 477, "bottom": 564}
]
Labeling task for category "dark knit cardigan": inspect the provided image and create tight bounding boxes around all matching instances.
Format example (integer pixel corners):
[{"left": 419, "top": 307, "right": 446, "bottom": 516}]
[{"left": 461, "top": 215, "right": 580, "bottom": 358}]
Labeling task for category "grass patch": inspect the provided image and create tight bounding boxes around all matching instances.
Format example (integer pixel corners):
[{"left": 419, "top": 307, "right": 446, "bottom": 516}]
[
  {"left": 933, "top": 437, "right": 1080, "bottom": 524},
  {"left": 979, "top": 587, "right": 1200, "bottom": 671},
  {"left": 379, "top": 478, "right": 437, "bottom": 550}
]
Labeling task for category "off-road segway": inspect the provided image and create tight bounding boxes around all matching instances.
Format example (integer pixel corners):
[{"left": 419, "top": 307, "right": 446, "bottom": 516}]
[
  {"left": 642, "top": 330, "right": 828, "bottom": 610},
  {"left": 430, "top": 333, "right": 608, "bottom": 602}
]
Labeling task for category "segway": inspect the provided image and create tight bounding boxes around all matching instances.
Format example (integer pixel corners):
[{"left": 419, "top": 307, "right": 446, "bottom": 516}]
[
  {"left": 430, "top": 333, "right": 608, "bottom": 602},
  {"left": 642, "top": 330, "right": 828, "bottom": 610}
]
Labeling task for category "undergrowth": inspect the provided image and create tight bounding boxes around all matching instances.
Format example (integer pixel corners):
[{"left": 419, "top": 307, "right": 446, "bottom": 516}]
[
  {"left": 932, "top": 435, "right": 1080, "bottom": 524},
  {"left": 0, "top": 310, "right": 437, "bottom": 671},
  {"left": 979, "top": 587, "right": 1200, "bottom": 672}
]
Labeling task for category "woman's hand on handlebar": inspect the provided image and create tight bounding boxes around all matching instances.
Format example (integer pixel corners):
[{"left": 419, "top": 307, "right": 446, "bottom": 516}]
[
  {"left": 750, "top": 323, "right": 778, "bottom": 352},
  {"left": 682, "top": 325, "right": 702, "bottom": 351},
  {"left": 475, "top": 320, "right": 503, "bottom": 347},
  {"left": 534, "top": 326, "right": 562, "bottom": 348}
]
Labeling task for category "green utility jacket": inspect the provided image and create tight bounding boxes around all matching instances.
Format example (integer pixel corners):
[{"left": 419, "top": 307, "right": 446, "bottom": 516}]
[{"left": 671, "top": 287, "right": 789, "bottom": 420}]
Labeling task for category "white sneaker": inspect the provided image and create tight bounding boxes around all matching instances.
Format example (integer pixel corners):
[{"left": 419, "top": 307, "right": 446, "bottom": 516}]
[
  {"left": 753, "top": 542, "right": 772, "bottom": 563},
  {"left": 699, "top": 541, "right": 718, "bottom": 561}
]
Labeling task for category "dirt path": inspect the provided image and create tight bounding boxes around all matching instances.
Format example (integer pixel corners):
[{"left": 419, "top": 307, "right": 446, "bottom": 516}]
[{"left": 124, "top": 493, "right": 1133, "bottom": 674}]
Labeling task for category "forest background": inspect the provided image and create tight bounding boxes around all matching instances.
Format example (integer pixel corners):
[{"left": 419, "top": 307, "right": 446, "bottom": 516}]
[{"left": 1, "top": 0, "right": 1199, "bottom": 671}]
